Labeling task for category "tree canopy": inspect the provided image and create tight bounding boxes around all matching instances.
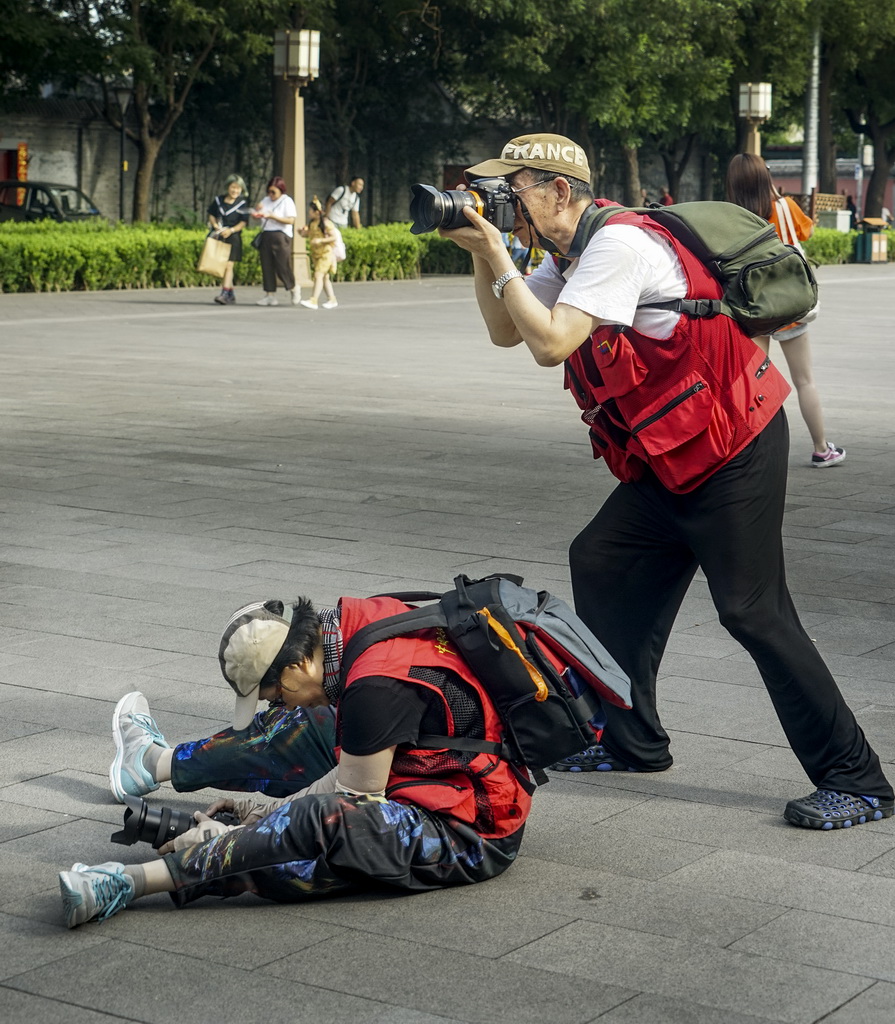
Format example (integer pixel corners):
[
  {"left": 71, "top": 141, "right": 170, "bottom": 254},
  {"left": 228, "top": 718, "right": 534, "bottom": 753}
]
[{"left": 2, "top": 0, "right": 893, "bottom": 219}]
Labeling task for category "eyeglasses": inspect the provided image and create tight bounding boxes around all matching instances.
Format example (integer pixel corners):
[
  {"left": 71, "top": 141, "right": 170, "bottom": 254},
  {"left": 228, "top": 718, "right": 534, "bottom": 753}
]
[{"left": 510, "top": 179, "right": 555, "bottom": 197}]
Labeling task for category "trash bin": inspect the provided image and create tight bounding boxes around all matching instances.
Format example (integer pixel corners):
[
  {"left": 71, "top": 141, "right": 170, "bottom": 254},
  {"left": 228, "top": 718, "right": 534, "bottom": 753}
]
[{"left": 855, "top": 217, "right": 889, "bottom": 263}]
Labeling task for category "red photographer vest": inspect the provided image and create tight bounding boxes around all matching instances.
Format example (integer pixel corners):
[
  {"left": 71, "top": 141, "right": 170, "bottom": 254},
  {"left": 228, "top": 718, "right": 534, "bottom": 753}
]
[
  {"left": 337, "top": 596, "right": 532, "bottom": 839},
  {"left": 563, "top": 210, "right": 791, "bottom": 493}
]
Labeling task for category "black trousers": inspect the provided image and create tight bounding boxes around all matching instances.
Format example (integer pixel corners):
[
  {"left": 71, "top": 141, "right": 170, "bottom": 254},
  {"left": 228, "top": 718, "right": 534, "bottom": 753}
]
[
  {"left": 570, "top": 409, "right": 892, "bottom": 799},
  {"left": 259, "top": 230, "right": 295, "bottom": 292}
]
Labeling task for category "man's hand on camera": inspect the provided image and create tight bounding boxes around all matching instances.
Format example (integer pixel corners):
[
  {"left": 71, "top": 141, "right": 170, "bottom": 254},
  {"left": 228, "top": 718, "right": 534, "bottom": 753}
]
[
  {"left": 157, "top": 812, "right": 239, "bottom": 854},
  {"left": 205, "top": 794, "right": 277, "bottom": 826},
  {"left": 438, "top": 207, "right": 507, "bottom": 261}
]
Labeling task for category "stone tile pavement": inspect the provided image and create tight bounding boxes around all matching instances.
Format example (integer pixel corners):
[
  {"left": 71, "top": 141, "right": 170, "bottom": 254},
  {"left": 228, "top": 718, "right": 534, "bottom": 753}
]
[{"left": 0, "top": 263, "right": 893, "bottom": 1023}]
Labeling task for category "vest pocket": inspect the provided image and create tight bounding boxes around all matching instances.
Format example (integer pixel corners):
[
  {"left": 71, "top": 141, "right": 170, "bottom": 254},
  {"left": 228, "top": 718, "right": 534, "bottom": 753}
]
[
  {"left": 631, "top": 372, "right": 733, "bottom": 490},
  {"left": 592, "top": 333, "right": 648, "bottom": 400},
  {"left": 386, "top": 775, "right": 476, "bottom": 819},
  {"left": 587, "top": 422, "right": 643, "bottom": 484}
]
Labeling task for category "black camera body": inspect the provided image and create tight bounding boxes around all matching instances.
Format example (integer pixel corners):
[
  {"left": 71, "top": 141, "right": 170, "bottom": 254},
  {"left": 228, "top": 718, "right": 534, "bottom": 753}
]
[
  {"left": 111, "top": 795, "right": 239, "bottom": 851},
  {"left": 409, "top": 177, "right": 516, "bottom": 235}
]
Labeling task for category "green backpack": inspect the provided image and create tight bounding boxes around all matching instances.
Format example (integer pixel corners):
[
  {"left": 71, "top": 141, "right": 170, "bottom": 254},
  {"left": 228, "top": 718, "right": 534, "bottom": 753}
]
[{"left": 562, "top": 202, "right": 818, "bottom": 338}]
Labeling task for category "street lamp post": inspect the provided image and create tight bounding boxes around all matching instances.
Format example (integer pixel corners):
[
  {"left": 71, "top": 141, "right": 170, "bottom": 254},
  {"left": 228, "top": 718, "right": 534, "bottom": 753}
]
[
  {"left": 738, "top": 82, "right": 773, "bottom": 157},
  {"left": 114, "top": 83, "right": 132, "bottom": 222},
  {"left": 855, "top": 136, "right": 873, "bottom": 219},
  {"left": 273, "top": 29, "right": 320, "bottom": 292}
]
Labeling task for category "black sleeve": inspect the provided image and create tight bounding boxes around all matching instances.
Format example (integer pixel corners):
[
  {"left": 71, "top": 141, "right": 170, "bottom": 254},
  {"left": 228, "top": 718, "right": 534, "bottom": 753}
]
[
  {"left": 338, "top": 676, "right": 428, "bottom": 756},
  {"left": 207, "top": 197, "right": 219, "bottom": 218}
]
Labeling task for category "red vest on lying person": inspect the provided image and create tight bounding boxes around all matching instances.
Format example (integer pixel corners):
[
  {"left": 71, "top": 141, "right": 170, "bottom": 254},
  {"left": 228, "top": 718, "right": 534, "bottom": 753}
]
[
  {"left": 337, "top": 596, "right": 533, "bottom": 839},
  {"left": 563, "top": 209, "right": 791, "bottom": 494}
]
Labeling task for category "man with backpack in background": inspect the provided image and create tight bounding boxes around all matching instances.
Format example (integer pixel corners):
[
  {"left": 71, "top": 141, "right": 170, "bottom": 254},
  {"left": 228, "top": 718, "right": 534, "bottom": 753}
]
[
  {"left": 440, "top": 133, "right": 893, "bottom": 832},
  {"left": 325, "top": 176, "right": 364, "bottom": 229},
  {"left": 60, "top": 578, "right": 630, "bottom": 927}
]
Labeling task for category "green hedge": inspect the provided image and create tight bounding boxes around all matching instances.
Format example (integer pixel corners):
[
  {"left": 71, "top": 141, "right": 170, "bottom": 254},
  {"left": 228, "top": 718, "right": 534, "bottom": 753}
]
[
  {"left": 803, "top": 228, "right": 858, "bottom": 265},
  {"left": 0, "top": 220, "right": 471, "bottom": 293},
  {"left": 1, "top": 219, "right": 887, "bottom": 293}
]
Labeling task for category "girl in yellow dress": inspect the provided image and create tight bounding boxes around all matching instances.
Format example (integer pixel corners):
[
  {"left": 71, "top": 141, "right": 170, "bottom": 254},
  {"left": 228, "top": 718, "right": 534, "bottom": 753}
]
[{"left": 299, "top": 197, "right": 339, "bottom": 310}]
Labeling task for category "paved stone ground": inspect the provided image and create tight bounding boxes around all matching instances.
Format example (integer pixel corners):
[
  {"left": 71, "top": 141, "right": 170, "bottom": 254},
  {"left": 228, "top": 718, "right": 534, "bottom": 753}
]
[{"left": 0, "top": 264, "right": 894, "bottom": 1024}]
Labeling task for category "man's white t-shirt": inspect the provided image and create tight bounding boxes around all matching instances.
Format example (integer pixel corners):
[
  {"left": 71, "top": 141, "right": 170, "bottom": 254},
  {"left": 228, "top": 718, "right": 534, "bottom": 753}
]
[
  {"left": 526, "top": 223, "right": 688, "bottom": 340},
  {"left": 328, "top": 186, "right": 360, "bottom": 226},
  {"left": 258, "top": 194, "right": 297, "bottom": 238}
]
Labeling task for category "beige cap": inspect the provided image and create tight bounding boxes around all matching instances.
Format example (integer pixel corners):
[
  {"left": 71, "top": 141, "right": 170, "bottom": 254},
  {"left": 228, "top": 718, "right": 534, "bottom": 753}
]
[
  {"left": 218, "top": 601, "right": 290, "bottom": 730},
  {"left": 466, "top": 133, "right": 591, "bottom": 183}
]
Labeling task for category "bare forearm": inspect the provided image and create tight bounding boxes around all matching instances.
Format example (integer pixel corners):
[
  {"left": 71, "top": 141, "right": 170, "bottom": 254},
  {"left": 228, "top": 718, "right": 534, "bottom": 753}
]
[
  {"left": 337, "top": 748, "right": 395, "bottom": 795},
  {"left": 502, "top": 287, "right": 594, "bottom": 367},
  {"left": 473, "top": 255, "right": 521, "bottom": 348},
  {"left": 477, "top": 262, "right": 596, "bottom": 366},
  {"left": 446, "top": 210, "right": 602, "bottom": 364}
]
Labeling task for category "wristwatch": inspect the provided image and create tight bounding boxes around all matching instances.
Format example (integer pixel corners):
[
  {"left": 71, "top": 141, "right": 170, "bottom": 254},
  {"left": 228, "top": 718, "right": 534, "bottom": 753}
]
[{"left": 491, "top": 268, "right": 524, "bottom": 299}]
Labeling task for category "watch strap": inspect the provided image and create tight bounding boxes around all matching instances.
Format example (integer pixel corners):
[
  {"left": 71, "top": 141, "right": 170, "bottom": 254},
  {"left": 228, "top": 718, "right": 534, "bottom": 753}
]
[{"left": 493, "top": 269, "right": 524, "bottom": 298}]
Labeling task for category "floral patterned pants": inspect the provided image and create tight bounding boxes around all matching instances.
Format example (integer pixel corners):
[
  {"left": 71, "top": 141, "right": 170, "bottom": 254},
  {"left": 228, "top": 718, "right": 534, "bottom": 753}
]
[{"left": 165, "top": 792, "right": 523, "bottom": 905}]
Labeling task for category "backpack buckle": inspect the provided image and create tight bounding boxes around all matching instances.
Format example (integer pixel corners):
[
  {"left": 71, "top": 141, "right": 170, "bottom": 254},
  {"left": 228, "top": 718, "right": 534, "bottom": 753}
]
[{"left": 688, "top": 298, "right": 722, "bottom": 318}]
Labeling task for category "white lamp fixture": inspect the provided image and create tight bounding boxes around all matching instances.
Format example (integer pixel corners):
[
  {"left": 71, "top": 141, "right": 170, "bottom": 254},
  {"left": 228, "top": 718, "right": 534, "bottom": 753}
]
[
  {"left": 738, "top": 82, "right": 773, "bottom": 156},
  {"left": 738, "top": 82, "right": 773, "bottom": 121},
  {"left": 274, "top": 29, "right": 320, "bottom": 82}
]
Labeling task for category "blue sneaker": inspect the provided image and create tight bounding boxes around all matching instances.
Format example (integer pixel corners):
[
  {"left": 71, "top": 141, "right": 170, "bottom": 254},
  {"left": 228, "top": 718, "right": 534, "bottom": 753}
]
[
  {"left": 549, "top": 742, "right": 641, "bottom": 773},
  {"left": 59, "top": 862, "right": 135, "bottom": 928},
  {"left": 110, "top": 691, "right": 170, "bottom": 803},
  {"left": 784, "top": 789, "right": 894, "bottom": 830}
]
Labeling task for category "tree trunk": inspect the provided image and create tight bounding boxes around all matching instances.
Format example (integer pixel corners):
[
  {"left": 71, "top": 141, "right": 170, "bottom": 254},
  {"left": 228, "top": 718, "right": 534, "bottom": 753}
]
[
  {"left": 620, "top": 143, "right": 641, "bottom": 207},
  {"left": 863, "top": 131, "right": 894, "bottom": 219},
  {"left": 133, "top": 136, "right": 162, "bottom": 222},
  {"left": 660, "top": 133, "right": 696, "bottom": 203},
  {"left": 578, "top": 116, "right": 596, "bottom": 191},
  {"left": 699, "top": 147, "right": 716, "bottom": 201},
  {"left": 818, "top": 56, "right": 837, "bottom": 192}
]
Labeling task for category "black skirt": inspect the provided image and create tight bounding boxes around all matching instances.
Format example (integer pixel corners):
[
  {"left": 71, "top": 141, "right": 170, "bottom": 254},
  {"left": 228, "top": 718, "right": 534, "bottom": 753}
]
[{"left": 221, "top": 231, "right": 243, "bottom": 263}]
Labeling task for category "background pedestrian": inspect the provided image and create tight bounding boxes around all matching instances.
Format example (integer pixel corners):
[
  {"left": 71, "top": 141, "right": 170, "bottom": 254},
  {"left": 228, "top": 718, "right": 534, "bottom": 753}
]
[
  {"left": 251, "top": 176, "right": 298, "bottom": 307},
  {"left": 726, "top": 154, "right": 845, "bottom": 466},
  {"left": 206, "top": 174, "right": 249, "bottom": 305}
]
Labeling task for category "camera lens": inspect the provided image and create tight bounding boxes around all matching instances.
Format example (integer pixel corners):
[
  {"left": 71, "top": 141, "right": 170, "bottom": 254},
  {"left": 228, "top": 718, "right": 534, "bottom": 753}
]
[
  {"left": 111, "top": 795, "right": 203, "bottom": 850},
  {"left": 409, "top": 184, "right": 478, "bottom": 234}
]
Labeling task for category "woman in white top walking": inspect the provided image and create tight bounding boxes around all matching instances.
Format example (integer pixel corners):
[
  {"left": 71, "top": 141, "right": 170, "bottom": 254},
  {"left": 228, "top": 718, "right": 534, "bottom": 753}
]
[
  {"left": 251, "top": 176, "right": 299, "bottom": 306},
  {"left": 726, "top": 154, "right": 845, "bottom": 467}
]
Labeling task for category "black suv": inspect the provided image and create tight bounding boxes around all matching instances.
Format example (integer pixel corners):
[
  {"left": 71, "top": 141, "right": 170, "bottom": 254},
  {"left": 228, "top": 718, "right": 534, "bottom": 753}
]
[{"left": 0, "top": 180, "right": 103, "bottom": 222}]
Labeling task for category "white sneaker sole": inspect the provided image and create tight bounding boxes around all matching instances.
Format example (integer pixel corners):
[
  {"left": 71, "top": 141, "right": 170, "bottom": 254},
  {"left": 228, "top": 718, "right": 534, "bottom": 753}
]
[{"left": 110, "top": 691, "right": 146, "bottom": 803}]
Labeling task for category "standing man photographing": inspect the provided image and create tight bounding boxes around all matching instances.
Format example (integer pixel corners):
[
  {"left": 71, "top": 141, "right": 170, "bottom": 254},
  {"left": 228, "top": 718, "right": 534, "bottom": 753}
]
[{"left": 439, "top": 133, "right": 892, "bottom": 831}]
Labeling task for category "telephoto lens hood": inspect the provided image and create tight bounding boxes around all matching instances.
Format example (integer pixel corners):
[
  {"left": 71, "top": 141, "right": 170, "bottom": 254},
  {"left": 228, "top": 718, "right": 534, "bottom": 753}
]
[
  {"left": 111, "top": 795, "right": 239, "bottom": 850},
  {"left": 110, "top": 795, "right": 199, "bottom": 850}
]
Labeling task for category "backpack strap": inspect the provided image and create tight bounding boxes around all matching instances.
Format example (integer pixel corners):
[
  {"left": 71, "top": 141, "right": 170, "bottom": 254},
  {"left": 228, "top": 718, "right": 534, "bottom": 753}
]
[
  {"left": 345, "top": 573, "right": 524, "bottom": 675},
  {"left": 554, "top": 203, "right": 627, "bottom": 274},
  {"left": 340, "top": 603, "right": 510, "bottom": 758},
  {"left": 559, "top": 203, "right": 730, "bottom": 322},
  {"left": 643, "top": 297, "right": 723, "bottom": 318},
  {"left": 415, "top": 734, "right": 507, "bottom": 757},
  {"left": 340, "top": 604, "right": 446, "bottom": 680},
  {"left": 414, "top": 734, "right": 547, "bottom": 784}
]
